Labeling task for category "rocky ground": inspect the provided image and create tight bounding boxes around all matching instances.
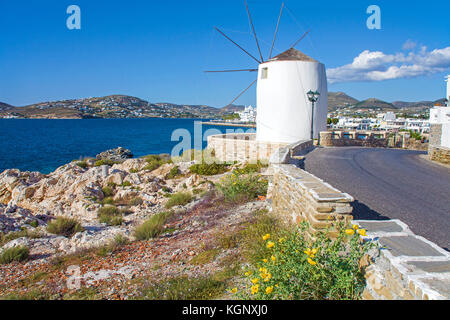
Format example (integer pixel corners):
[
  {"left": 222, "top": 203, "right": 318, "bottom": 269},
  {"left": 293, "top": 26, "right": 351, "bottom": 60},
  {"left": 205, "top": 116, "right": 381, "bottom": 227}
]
[{"left": 0, "top": 148, "right": 269, "bottom": 299}]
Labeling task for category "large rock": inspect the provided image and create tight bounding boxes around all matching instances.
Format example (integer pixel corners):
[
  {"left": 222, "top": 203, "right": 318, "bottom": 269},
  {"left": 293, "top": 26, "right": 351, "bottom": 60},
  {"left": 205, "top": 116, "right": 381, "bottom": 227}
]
[{"left": 96, "top": 147, "right": 133, "bottom": 161}]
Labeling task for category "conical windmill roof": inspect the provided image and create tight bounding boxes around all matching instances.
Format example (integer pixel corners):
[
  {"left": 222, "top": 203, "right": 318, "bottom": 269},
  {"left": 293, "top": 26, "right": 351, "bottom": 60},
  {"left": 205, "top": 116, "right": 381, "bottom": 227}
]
[{"left": 270, "top": 48, "right": 317, "bottom": 62}]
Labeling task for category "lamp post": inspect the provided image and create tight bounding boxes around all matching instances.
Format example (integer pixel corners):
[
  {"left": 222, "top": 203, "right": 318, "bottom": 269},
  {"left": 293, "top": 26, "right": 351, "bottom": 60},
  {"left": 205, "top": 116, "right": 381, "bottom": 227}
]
[{"left": 307, "top": 90, "right": 320, "bottom": 140}]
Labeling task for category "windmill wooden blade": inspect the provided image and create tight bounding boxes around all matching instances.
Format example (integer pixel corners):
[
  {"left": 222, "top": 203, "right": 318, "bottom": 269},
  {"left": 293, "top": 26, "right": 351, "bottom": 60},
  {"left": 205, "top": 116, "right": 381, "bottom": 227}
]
[
  {"left": 269, "top": 2, "right": 284, "bottom": 59},
  {"left": 214, "top": 27, "right": 261, "bottom": 64},
  {"left": 204, "top": 69, "right": 258, "bottom": 73},
  {"left": 225, "top": 79, "right": 257, "bottom": 107},
  {"left": 290, "top": 29, "right": 310, "bottom": 48},
  {"left": 245, "top": 0, "right": 264, "bottom": 63}
]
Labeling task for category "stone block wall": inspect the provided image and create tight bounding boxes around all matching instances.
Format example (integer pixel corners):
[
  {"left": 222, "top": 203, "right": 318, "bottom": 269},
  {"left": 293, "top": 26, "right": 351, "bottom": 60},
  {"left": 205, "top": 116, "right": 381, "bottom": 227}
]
[
  {"left": 207, "top": 133, "right": 288, "bottom": 163},
  {"left": 270, "top": 164, "right": 354, "bottom": 236},
  {"left": 355, "top": 220, "right": 450, "bottom": 300},
  {"left": 429, "top": 145, "right": 450, "bottom": 165}
]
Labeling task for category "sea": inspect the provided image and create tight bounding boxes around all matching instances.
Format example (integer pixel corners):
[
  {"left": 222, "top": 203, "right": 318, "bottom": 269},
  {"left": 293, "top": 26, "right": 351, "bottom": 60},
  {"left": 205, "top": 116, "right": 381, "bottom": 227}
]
[{"left": 0, "top": 119, "right": 255, "bottom": 174}]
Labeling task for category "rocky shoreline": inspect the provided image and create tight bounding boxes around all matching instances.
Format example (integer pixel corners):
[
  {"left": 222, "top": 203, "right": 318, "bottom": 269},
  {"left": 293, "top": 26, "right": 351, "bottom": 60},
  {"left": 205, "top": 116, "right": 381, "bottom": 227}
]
[{"left": 0, "top": 147, "right": 269, "bottom": 299}]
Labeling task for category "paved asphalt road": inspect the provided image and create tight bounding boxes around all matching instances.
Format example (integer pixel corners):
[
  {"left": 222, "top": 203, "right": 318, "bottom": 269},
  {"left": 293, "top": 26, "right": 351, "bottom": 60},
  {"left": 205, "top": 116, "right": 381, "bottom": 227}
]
[{"left": 303, "top": 147, "right": 450, "bottom": 250}]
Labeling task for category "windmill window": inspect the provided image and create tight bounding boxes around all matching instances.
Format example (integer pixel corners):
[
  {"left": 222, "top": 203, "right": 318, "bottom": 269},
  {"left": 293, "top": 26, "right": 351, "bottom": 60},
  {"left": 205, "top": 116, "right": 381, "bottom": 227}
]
[{"left": 261, "top": 67, "right": 268, "bottom": 79}]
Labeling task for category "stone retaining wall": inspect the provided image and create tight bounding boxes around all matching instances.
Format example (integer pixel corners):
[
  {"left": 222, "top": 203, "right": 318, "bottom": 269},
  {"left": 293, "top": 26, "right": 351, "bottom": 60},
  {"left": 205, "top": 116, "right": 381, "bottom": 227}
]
[
  {"left": 268, "top": 146, "right": 450, "bottom": 300},
  {"left": 428, "top": 145, "right": 450, "bottom": 165}
]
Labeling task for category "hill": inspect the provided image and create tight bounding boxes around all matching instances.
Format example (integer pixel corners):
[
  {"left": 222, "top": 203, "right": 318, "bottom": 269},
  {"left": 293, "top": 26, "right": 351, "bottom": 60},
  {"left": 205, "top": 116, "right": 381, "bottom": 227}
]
[
  {"left": 327, "top": 92, "right": 359, "bottom": 111},
  {"left": 353, "top": 98, "right": 397, "bottom": 110}
]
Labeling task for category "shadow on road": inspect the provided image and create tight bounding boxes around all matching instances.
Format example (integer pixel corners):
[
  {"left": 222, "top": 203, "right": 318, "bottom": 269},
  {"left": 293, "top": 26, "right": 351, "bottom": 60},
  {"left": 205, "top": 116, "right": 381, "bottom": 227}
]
[{"left": 351, "top": 200, "right": 390, "bottom": 221}]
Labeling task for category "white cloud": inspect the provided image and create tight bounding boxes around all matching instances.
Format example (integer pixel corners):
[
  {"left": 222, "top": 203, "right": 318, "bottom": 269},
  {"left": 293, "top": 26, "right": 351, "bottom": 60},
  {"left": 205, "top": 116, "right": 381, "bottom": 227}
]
[
  {"left": 402, "top": 39, "right": 417, "bottom": 51},
  {"left": 327, "top": 46, "right": 450, "bottom": 83}
]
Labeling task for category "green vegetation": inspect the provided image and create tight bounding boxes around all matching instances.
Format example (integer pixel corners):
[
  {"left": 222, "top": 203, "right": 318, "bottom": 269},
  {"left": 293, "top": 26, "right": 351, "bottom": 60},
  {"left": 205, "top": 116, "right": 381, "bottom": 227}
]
[
  {"left": 217, "top": 173, "right": 268, "bottom": 204},
  {"left": 0, "top": 228, "right": 42, "bottom": 247},
  {"left": 222, "top": 113, "right": 240, "bottom": 121},
  {"left": 96, "top": 234, "right": 129, "bottom": 257},
  {"left": 94, "top": 159, "right": 119, "bottom": 167},
  {"left": 136, "top": 275, "right": 226, "bottom": 300},
  {"left": 327, "top": 118, "right": 339, "bottom": 125},
  {"left": 134, "top": 211, "right": 173, "bottom": 240},
  {"left": 129, "top": 196, "right": 144, "bottom": 206},
  {"left": 0, "top": 245, "right": 30, "bottom": 264},
  {"left": 166, "top": 166, "right": 180, "bottom": 179},
  {"left": 75, "top": 161, "right": 88, "bottom": 169},
  {"left": 1, "top": 289, "right": 49, "bottom": 300},
  {"left": 189, "top": 248, "right": 220, "bottom": 265},
  {"left": 46, "top": 217, "right": 84, "bottom": 237},
  {"left": 29, "top": 220, "right": 39, "bottom": 228},
  {"left": 409, "top": 130, "right": 423, "bottom": 141},
  {"left": 189, "top": 162, "right": 229, "bottom": 176},
  {"left": 142, "top": 154, "right": 172, "bottom": 171},
  {"left": 165, "top": 192, "right": 193, "bottom": 209},
  {"left": 120, "top": 181, "right": 132, "bottom": 187},
  {"left": 63, "top": 287, "right": 101, "bottom": 300},
  {"left": 232, "top": 161, "right": 268, "bottom": 175},
  {"left": 102, "top": 197, "right": 115, "bottom": 205},
  {"left": 102, "top": 186, "right": 114, "bottom": 197},
  {"left": 235, "top": 221, "right": 374, "bottom": 300},
  {"left": 97, "top": 205, "right": 123, "bottom": 226}
]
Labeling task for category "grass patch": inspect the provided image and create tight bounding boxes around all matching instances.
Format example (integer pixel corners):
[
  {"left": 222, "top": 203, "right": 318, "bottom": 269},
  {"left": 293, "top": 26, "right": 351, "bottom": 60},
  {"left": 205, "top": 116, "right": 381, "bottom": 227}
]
[
  {"left": 46, "top": 217, "right": 84, "bottom": 238},
  {"left": 189, "top": 162, "right": 229, "bottom": 176},
  {"left": 0, "top": 289, "right": 49, "bottom": 300},
  {"left": 102, "top": 186, "right": 114, "bottom": 197},
  {"left": 165, "top": 192, "right": 193, "bottom": 209},
  {"left": 142, "top": 154, "right": 172, "bottom": 172},
  {"left": 136, "top": 275, "right": 226, "bottom": 300},
  {"left": 189, "top": 248, "right": 220, "bottom": 265},
  {"left": 97, "top": 206, "right": 123, "bottom": 226},
  {"left": 129, "top": 196, "right": 143, "bottom": 206},
  {"left": 0, "top": 246, "right": 30, "bottom": 264},
  {"left": 75, "top": 161, "right": 88, "bottom": 169},
  {"left": 134, "top": 211, "right": 173, "bottom": 240},
  {"left": 96, "top": 234, "right": 129, "bottom": 257},
  {"left": 217, "top": 173, "right": 268, "bottom": 204},
  {"left": 0, "top": 228, "right": 42, "bottom": 246},
  {"left": 63, "top": 287, "right": 101, "bottom": 300},
  {"left": 232, "top": 161, "right": 268, "bottom": 175},
  {"left": 94, "top": 159, "right": 119, "bottom": 167}
]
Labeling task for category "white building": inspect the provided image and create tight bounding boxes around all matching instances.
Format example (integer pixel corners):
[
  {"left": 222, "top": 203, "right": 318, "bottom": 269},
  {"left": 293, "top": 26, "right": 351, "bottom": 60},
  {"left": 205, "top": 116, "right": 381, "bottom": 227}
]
[
  {"left": 237, "top": 105, "right": 256, "bottom": 123},
  {"left": 256, "top": 48, "right": 328, "bottom": 143}
]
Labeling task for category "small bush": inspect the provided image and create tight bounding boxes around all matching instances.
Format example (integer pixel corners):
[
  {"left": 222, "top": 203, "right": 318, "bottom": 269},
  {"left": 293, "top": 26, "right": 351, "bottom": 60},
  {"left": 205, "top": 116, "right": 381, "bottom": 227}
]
[
  {"left": 29, "top": 220, "right": 39, "bottom": 228},
  {"left": 0, "top": 246, "right": 30, "bottom": 264},
  {"left": 129, "top": 197, "right": 144, "bottom": 206},
  {"left": 97, "top": 206, "right": 123, "bottom": 226},
  {"left": 102, "top": 186, "right": 114, "bottom": 197},
  {"left": 0, "top": 229, "right": 42, "bottom": 246},
  {"left": 166, "top": 166, "right": 180, "bottom": 179},
  {"left": 134, "top": 211, "right": 173, "bottom": 240},
  {"left": 233, "top": 161, "right": 268, "bottom": 175},
  {"left": 102, "top": 197, "right": 115, "bottom": 205},
  {"left": 235, "top": 221, "right": 374, "bottom": 300},
  {"left": 190, "top": 249, "right": 220, "bottom": 265},
  {"left": 165, "top": 192, "right": 193, "bottom": 209},
  {"left": 120, "top": 181, "right": 132, "bottom": 187},
  {"left": 94, "top": 159, "right": 119, "bottom": 167},
  {"left": 217, "top": 173, "right": 268, "bottom": 203},
  {"left": 46, "top": 217, "right": 84, "bottom": 237},
  {"left": 76, "top": 161, "right": 88, "bottom": 169},
  {"left": 189, "top": 163, "right": 229, "bottom": 176},
  {"left": 142, "top": 154, "right": 172, "bottom": 172}
]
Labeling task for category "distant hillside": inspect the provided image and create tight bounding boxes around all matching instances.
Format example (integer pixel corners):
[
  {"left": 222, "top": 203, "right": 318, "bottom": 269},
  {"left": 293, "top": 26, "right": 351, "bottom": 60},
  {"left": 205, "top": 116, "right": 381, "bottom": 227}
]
[
  {"left": 392, "top": 98, "right": 446, "bottom": 109},
  {"left": 327, "top": 92, "right": 359, "bottom": 111},
  {"left": 220, "top": 104, "right": 246, "bottom": 113},
  {"left": 0, "top": 95, "right": 230, "bottom": 119},
  {"left": 354, "top": 98, "right": 397, "bottom": 110},
  {"left": 0, "top": 102, "right": 13, "bottom": 111}
]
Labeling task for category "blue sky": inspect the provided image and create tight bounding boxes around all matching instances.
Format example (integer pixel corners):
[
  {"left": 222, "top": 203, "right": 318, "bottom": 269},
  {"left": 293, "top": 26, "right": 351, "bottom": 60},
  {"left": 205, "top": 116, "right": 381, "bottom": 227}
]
[{"left": 0, "top": 0, "right": 449, "bottom": 107}]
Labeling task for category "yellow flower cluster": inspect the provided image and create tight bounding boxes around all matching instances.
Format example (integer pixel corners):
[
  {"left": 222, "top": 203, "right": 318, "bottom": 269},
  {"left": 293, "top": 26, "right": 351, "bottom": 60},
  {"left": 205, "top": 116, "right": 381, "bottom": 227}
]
[
  {"left": 251, "top": 284, "right": 259, "bottom": 295},
  {"left": 259, "top": 267, "right": 272, "bottom": 282},
  {"left": 345, "top": 224, "right": 367, "bottom": 236},
  {"left": 304, "top": 247, "right": 318, "bottom": 266}
]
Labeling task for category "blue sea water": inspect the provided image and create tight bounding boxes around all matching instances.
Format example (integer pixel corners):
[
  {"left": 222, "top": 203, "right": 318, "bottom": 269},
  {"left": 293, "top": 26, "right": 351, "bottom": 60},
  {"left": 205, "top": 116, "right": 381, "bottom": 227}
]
[{"left": 0, "top": 119, "right": 254, "bottom": 174}]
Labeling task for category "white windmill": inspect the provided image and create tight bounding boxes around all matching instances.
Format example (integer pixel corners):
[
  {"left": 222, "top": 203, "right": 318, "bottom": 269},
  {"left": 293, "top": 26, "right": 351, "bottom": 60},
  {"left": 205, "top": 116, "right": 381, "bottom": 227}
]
[{"left": 206, "top": 1, "right": 328, "bottom": 144}]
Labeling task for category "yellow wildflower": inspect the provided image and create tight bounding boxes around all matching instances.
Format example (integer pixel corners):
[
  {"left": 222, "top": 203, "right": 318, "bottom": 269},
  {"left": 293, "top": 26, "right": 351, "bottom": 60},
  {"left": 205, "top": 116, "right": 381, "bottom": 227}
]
[
  {"left": 271, "top": 255, "right": 276, "bottom": 262},
  {"left": 304, "top": 248, "right": 312, "bottom": 256},
  {"left": 262, "top": 234, "right": 270, "bottom": 241},
  {"left": 278, "top": 237, "right": 285, "bottom": 243},
  {"left": 251, "top": 285, "right": 259, "bottom": 295},
  {"left": 244, "top": 271, "right": 251, "bottom": 277},
  {"left": 345, "top": 229, "right": 355, "bottom": 236},
  {"left": 228, "top": 288, "right": 237, "bottom": 294},
  {"left": 251, "top": 278, "right": 259, "bottom": 284},
  {"left": 358, "top": 229, "right": 367, "bottom": 236},
  {"left": 263, "top": 273, "right": 272, "bottom": 282},
  {"left": 307, "top": 258, "right": 317, "bottom": 266},
  {"left": 262, "top": 258, "right": 268, "bottom": 263},
  {"left": 311, "top": 248, "right": 318, "bottom": 255},
  {"left": 266, "top": 241, "right": 275, "bottom": 249},
  {"left": 352, "top": 224, "right": 359, "bottom": 230},
  {"left": 265, "top": 286, "right": 274, "bottom": 294}
]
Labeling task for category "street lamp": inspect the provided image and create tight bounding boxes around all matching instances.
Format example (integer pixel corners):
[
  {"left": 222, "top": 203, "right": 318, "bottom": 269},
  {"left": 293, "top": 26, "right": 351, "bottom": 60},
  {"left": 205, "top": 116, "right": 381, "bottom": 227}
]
[{"left": 307, "top": 90, "right": 320, "bottom": 140}]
